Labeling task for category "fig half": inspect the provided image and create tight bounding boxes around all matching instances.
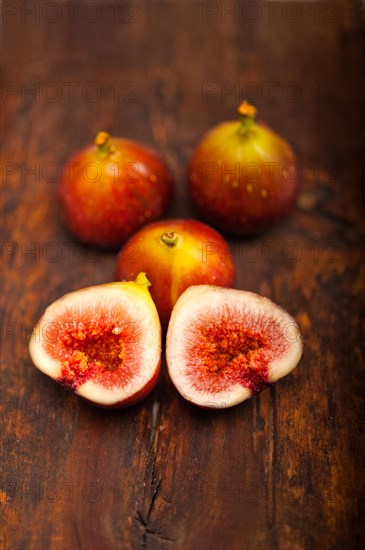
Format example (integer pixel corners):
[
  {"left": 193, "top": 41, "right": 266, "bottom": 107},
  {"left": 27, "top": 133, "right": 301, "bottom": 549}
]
[
  {"left": 29, "top": 273, "right": 161, "bottom": 407},
  {"left": 166, "top": 285, "right": 302, "bottom": 408}
]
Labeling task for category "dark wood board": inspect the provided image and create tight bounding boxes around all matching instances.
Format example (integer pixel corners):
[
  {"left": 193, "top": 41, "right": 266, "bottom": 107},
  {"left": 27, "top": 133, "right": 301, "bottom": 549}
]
[{"left": 1, "top": 1, "right": 364, "bottom": 549}]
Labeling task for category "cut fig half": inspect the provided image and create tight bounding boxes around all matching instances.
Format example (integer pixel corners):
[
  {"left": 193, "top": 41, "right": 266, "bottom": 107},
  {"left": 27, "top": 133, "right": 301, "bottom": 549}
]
[
  {"left": 166, "top": 285, "right": 303, "bottom": 408},
  {"left": 29, "top": 274, "right": 161, "bottom": 407}
]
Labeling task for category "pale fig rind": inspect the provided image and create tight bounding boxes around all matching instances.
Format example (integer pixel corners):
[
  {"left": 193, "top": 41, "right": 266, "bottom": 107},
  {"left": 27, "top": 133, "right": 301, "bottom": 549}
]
[
  {"left": 166, "top": 285, "right": 303, "bottom": 409},
  {"left": 29, "top": 279, "right": 161, "bottom": 407}
]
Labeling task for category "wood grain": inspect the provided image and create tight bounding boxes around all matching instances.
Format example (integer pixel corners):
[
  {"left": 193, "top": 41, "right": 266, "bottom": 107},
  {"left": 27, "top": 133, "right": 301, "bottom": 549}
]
[{"left": 1, "top": 1, "right": 364, "bottom": 549}]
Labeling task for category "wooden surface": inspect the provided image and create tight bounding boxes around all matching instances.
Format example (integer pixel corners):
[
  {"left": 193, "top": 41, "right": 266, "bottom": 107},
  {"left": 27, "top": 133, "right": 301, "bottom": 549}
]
[{"left": 1, "top": 2, "right": 364, "bottom": 549}]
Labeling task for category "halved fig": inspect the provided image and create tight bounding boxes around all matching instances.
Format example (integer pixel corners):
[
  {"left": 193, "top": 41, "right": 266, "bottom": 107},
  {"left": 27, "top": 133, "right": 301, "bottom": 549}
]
[
  {"left": 29, "top": 273, "right": 161, "bottom": 407},
  {"left": 166, "top": 285, "right": 303, "bottom": 408}
]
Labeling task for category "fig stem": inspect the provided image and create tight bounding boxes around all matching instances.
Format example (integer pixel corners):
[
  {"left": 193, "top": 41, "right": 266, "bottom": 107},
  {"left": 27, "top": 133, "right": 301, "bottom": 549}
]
[
  {"left": 95, "top": 131, "right": 114, "bottom": 158},
  {"left": 237, "top": 101, "right": 257, "bottom": 131},
  {"left": 134, "top": 272, "right": 151, "bottom": 288},
  {"left": 161, "top": 231, "right": 179, "bottom": 247}
]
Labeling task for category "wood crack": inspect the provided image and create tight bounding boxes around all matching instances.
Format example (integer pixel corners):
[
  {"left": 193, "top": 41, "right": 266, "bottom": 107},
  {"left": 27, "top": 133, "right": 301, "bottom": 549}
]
[
  {"left": 73, "top": 516, "right": 82, "bottom": 550},
  {"left": 135, "top": 479, "right": 175, "bottom": 547},
  {"left": 135, "top": 400, "right": 174, "bottom": 547}
]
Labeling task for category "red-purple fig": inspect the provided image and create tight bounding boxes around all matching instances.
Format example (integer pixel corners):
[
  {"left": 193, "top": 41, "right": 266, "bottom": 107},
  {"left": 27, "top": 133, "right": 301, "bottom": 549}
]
[
  {"left": 59, "top": 132, "right": 173, "bottom": 248},
  {"left": 116, "top": 219, "right": 235, "bottom": 327},
  {"left": 188, "top": 101, "right": 301, "bottom": 234}
]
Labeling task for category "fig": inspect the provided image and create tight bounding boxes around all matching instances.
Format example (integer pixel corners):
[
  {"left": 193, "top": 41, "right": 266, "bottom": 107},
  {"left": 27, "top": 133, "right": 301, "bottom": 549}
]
[
  {"left": 58, "top": 131, "right": 173, "bottom": 248},
  {"left": 28, "top": 273, "right": 161, "bottom": 407},
  {"left": 115, "top": 219, "right": 235, "bottom": 327},
  {"left": 166, "top": 285, "right": 302, "bottom": 408},
  {"left": 188, "top": 101, "right": 301, "bottom": 235}
]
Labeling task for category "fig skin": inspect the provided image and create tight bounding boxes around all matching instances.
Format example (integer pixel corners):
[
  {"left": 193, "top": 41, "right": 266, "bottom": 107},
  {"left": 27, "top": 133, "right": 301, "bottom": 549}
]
[
  {"left": 115, "top": 219, "right": 235, "bottom": 327},
  {"left": 58, "top": 132, "right": 174, "bottom": 248},
  {"left": 28, "top": 274, "right": 162, "bottom": 408},
  {"left": 188, "top": 101, "right": 301, "bottom": 235},
  {"left": 166, "top": 285, "right": 303, "bottom": 409}
]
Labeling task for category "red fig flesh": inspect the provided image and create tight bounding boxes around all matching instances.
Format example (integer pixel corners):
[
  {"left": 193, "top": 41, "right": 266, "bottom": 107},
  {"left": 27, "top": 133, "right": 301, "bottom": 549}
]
[
  {"left": 166, "top": 286, "right": 302, "bottom": 408},
  {"left": 29, "top": 274, "right": 161, "bottom": 407}
]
